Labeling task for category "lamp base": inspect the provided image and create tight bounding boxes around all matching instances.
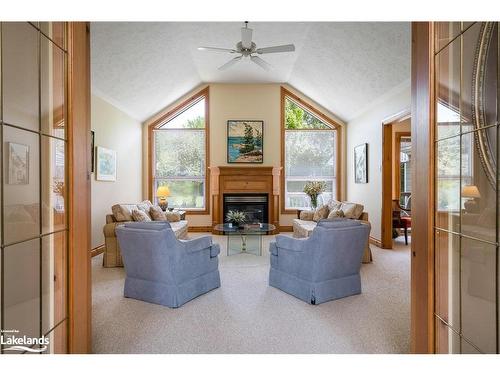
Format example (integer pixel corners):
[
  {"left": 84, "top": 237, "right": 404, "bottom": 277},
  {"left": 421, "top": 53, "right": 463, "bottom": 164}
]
[
  {"left": 464, "top": 198, "right": 479, "bottom": 213},
  {"left": 158, "top": 199, "right": 169, "bottom": 212}
]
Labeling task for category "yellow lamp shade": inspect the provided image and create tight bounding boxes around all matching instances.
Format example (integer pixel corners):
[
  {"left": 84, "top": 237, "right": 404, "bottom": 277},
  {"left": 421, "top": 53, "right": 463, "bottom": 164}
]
[
  {"left": 462, "top": 185, "right": 481, "bottom": 199},
  {"left": 156, "top": 185, "right": 171, "bottom": 198}
]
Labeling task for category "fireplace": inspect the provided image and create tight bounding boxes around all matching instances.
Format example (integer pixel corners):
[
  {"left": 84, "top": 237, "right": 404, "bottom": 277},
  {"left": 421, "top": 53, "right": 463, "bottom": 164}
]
[{"left": 223, "top": 194, "right": 268, "bottom": 224}]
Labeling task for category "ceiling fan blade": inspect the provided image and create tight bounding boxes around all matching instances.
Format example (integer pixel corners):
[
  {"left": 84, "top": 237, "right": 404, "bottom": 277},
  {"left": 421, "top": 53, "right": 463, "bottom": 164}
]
[
  {"left": 241, "top": 27, "right": 253, "bottom": 49},
  {"left": 218, "top": 56, "right": 242, "bottom": 71},
  {"left": 198, "top": 46, "right": 237, "bottom": 53},
  {"left": 256, "top": 44, "right": 295, "bottom": 54},
  {"left": 250, "top": 56, "right": 272, "bottom": 71}
]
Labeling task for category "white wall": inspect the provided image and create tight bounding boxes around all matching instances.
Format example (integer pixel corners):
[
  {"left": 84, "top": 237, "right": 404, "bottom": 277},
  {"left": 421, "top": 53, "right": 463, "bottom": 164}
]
[
  {"left": 91, "top": 95, "right": 142, "bottom": 248},
  {"left": 346, "top": 81, "right": 411, "bottom": 241},
  {"left": 143, "top": 83, "right": 345, "bottom": 227}
]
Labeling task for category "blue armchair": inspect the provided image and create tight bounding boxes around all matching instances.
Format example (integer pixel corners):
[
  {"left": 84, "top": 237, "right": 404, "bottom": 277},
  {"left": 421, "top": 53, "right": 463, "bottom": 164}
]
[
  {"left": 115, "top": 222, "right": 221, "bottom": 308},
  {"left": 269, "top": 219, "right": 370, "bottom": 305}
]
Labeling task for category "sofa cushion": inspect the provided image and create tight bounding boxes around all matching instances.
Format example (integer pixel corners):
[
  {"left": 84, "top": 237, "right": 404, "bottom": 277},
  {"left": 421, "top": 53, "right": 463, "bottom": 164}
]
[
  {"left": 317, "top": 218, "right": 362, "bottom": 228},
  {"left": 137, "top": 200, "right": 153, "bottom": 219},
  {"left": 313, "top": 205, "right": 330, "bottom": 222},
  {"left": 292, "top": 219, "right": 318, "bottom": 238},
  {"left": 124, "top": 221, "right": 171, "bottom": 230},
  {"left": 327, "top": 208, "right": 344, "bottom": 219},
  {"left": 131, "top": 209, "right": 151, "bottom": 222},
  {"left": 341, "top": 202, "right": 364, "bottom": 219},
  {"left": 327, "top": 199, "right": 342, "bottom": 211},
  {"left": 112, "top": 204, "right": 135, "bottom": 222},
  {"left": 166, "top": 211, "right": 181, "bottom": 222},
  {"left": 150, "top": 205, "right": 168, "bottom": 221}
]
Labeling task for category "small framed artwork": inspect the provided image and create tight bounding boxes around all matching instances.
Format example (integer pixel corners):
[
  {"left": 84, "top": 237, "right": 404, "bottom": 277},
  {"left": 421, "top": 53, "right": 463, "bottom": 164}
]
[
  {"left": 7, "top": 142, "right": 29, "bottom": 185},
  {"left": 96, "top": 146, "right": 117, "bottom": 181},
  {"left": 90, "top": 131, "right": 95, "bottom": 173},
  {"left": 227, "top": 120, "right": 264, "bottom": 163},
  {"left": 354, "top": 143, "right": 368, "bottom": 183}
]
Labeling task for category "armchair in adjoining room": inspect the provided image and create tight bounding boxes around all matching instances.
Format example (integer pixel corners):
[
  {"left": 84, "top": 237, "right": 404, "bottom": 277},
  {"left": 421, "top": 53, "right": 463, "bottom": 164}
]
[
  {"left": 116, "top": 222, "right": 221, "bottom": 308},
  {"left": 269, "top": 219, "right": 370, "bottom": 305}
]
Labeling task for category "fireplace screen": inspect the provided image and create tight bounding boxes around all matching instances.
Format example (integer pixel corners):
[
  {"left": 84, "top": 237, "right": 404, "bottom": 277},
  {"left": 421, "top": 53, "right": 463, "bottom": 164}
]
[{"left": 223, "top": 194, "right": 269, "bottom": 224}]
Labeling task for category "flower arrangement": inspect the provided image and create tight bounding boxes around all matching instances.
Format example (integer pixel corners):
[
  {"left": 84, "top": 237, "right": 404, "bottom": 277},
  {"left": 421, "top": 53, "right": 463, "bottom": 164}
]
[
  {"left": 303, "top": 181, "right": 326, "bottom": 210},
  {"left": 226, "top": 210, "right": 247, "bottom": 226}
]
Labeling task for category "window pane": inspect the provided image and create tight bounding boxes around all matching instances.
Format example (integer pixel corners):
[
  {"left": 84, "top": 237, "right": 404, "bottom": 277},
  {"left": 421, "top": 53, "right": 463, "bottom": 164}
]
[
  {"left": 41, "top": 136, "right": 66, "bottom": 234},
  {"left": 285, "top": 98, "right": 331, "bottom": 129},
  {"left": 285, "top": 131, "right": 335, "bottom": 177},
  {"left": 41, "top": 35, "right": 66, "bottom": 139},
  {"left": 286, "top": 180, "right": 334, "bottom": 210},
  {"left": 3, "top": 126, "right": 40, "bottom": 244},
  {"left": 154, "top": 130, "right": 205, "bottom": 178},
  {"left": 155, "top": 179, "right": 204, "bottom": 209},
  {"left": 3, "top": 239, "right": 40, "bottom": 341},
  {"left": 158, "top": 98, "right": 205, "bottom": 129},
  {"left": 436, "top": 36, "right": 461, "bottom": 141},
  {"left": 2, "top": 22, "right": 39, "bottom": 131}
]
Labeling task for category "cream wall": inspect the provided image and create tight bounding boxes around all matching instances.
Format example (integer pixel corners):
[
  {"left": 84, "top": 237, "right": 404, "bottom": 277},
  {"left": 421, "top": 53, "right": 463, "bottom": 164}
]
[
  {"left": 91, "top": 95, "right": 143, "bottom": 248},
  {"left": 142, "top": 83, "right": 345, "bottom": 227},
  {"left": 346, "top": 81, "right": 411, "bottom": 241}
]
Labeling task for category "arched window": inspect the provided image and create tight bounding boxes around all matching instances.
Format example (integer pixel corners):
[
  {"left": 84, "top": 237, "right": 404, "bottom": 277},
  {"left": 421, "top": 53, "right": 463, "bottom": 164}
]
[
  {"left": 281, "top": 87, "right": 341, "bottom": 212},
  {"left": 149, "top": 88, "right": 209, "bottom": 212}
]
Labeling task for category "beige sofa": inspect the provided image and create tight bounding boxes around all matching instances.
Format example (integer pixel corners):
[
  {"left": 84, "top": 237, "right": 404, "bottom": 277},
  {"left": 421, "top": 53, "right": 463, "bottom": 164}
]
[
  {"left": 102, "top": 201, "right": 188, "bottom": 268},
  {"left": 293, "top": 200, "right": 373, "bottom": 264}
]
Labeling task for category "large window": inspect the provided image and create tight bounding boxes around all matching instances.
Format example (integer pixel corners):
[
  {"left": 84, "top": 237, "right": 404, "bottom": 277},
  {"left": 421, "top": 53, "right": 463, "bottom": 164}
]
[
  {"left": 281, "top": 88, "right": 339, "bottom": 211},
  {"left": 150, "top": 89, "right": 209, "bottom": 211}
]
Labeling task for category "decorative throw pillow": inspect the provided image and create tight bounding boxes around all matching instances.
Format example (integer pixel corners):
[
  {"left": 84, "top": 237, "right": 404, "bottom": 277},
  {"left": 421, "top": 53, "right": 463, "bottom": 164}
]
[
  {"left": 131, "top": 209, "right": 151, "bottom": 222},
  {"left": 137, "top": 200, "right": 153, "bottom": 219},
  {"left": 313, "top": 205, "right": 330, "bottom": 222},
  {"left": 112, "top": 204, "right": 133, "bottom": 222},
  {"left": 327, "top": 199, "right": 342, "bottom": 212},
  {"left": 327, "top": 209, "right": 345, "bottom": 219},
  {"left": 165, "top": 211, "right": 181, "bottom": 222},
  {"left": 341, "top": 202, "right": 364, "bottom": 219},
  {"left": 299, "top": 210, "right": 315, "bottom": 221},
  {"left": 150, "top": 205, "right": 168, "bottom": 221}
]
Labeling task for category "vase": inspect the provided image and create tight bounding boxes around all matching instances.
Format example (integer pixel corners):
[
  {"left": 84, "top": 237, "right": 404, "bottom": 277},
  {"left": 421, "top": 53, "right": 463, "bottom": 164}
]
[{"left": 310, "top": 195, "right": 318, "bottom": 210}]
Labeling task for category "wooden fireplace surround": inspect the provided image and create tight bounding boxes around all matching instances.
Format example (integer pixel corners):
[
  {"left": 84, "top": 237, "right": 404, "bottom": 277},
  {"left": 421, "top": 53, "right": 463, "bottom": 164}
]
[{"left": 209, "top": 166, "right": 281, "bottom": 234}]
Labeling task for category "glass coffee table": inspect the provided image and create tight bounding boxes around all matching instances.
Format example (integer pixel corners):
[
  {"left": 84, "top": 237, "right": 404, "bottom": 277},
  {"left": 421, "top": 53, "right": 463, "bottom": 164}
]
[{"left": 213, "top": 223, "right": 276, "bottom": 256}]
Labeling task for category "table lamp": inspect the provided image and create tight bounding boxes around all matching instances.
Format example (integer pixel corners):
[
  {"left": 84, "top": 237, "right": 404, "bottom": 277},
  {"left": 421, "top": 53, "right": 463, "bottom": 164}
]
[
  {"left": 156, "top": 185, "right": 171, "bottom": 211},
  {"left": 462, "top": 185, "right": 481, "bottom": 213}
]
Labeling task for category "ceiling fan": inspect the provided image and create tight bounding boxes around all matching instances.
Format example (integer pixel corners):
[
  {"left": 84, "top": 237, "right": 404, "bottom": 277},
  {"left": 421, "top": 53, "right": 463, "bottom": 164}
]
[{"left": 197, "top": 22, "right": 295, "bottom": 71}]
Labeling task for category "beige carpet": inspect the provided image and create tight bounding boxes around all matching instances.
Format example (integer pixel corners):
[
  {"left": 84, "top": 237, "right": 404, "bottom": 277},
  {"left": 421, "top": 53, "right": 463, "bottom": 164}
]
[{"left": 92, "top": 234, "right": 410, "bottom": 353}]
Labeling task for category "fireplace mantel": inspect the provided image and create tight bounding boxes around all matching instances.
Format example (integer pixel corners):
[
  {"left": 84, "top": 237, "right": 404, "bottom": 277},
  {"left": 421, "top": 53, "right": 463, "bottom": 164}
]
[{"left": 209, "top": 166, "right": 281, "bottom": 233}]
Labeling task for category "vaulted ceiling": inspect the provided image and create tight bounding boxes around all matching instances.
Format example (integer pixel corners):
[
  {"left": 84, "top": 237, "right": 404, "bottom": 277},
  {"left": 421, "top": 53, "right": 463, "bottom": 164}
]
[{"left": 91, "top": 22, "right": 410, "bottom": 123}]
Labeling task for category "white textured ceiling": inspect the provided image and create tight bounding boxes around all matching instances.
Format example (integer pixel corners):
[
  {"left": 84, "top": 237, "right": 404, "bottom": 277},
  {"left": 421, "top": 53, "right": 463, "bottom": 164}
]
[{"left": 91, "top": 22, "right": 410, "bottom": 122}]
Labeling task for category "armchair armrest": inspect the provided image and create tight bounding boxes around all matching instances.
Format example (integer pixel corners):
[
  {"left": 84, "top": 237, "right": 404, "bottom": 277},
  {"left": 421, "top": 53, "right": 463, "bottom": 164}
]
[
  {"left": 210, "top": 243, "right": 220, "bottom": 258},
  {"left": 275, "top": 235, "right": 308, "bottom": 252},
  {"left": 180, "top": 235, "right": 213, "bottom": 253}
]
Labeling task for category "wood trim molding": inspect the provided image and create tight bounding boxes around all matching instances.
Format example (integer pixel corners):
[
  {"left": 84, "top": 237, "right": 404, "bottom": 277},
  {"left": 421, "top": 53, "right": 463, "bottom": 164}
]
[
  {"left": 188, "top": 226, "right": 213, "bottom": 232},
  {"left": 67, "top": 22, "right": 92, "bottom": 354},
  {"left": 369, "top": 236, "right": 383, "bottom": 248},
  {"left": 147, "top": 87, "right": 210, "bottom": 215},
  {"left": 394, "top": 131, "right": 412, "bottom": 199},
  {"left": 410, "top": 21, "right": 435, "bottom": 354},
  {"left": 279, "top": 225, "right": 293, "bottom": 232},
  {"left": 91, "top": 244, "right": 105, "bottom": 257},
  {"left": 280, "top": 86, "right": 344, "bottom": 214}
]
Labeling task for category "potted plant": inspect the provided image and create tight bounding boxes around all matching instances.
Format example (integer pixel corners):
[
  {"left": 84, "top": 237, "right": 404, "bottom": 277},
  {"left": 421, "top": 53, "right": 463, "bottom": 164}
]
[
  {"left": 303, "top": 181, "right": 327, "bottom": 210},
  {"left": 226, "top": 210, "right": 247, "bottom": 228}
]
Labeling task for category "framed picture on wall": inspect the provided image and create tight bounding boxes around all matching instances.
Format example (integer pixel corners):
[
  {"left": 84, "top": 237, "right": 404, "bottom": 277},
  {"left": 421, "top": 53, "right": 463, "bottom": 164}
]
[
  {"left": 96, "top": 146, "right": 117, "bottom": 181},
  {"left": 227, "top": 120, "right": 264, "bottom": 163},
  {"left": 90, "top": 131, "right": 95, "bottom": 173},
  {"left": 7, "top": 142, "right": 29, "bottom": 185},
  {"left": 354, "top": 143, "right": 368, "bottom": 183}
]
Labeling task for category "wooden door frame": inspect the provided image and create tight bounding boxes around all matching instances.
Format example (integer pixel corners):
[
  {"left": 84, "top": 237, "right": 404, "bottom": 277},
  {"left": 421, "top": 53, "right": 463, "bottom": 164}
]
[
  {"left": 394, "top": 131, "right": 412, "bottom": 200},
  {"left": 381, "top": 110, "right": 411, "bottom": 249},
  {"left": 67, "top": 22, "right": 92, "bottom": 353},
  {"left": 410, "top": 21, "right": 435, "bottom": 354}
]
